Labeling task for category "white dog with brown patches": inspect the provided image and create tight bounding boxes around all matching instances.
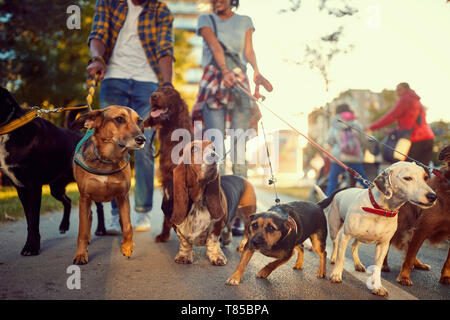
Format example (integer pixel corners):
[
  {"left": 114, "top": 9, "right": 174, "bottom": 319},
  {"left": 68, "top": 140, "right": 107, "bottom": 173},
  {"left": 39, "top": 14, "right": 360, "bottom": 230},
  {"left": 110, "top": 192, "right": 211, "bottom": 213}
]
[{"left": 323, "top": 161, "right": 437, "bottom": 296}]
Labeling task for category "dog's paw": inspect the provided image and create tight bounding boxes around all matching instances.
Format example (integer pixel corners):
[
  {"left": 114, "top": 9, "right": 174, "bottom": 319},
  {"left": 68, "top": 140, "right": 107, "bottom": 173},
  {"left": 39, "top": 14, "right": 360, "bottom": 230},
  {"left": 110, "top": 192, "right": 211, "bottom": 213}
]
[
  {"left": 73, "top": 252, "right": 89, "bottom": 265},
  {"left": 209, "top": 252, "right": 227, "bottom": 266},
  {"left": 414, "top": 262, "right": 431, "bottom": 271},
  {"left": 59, "top": 221, "right": 70, "bottom": 234},
  {"left": 382, "top": 264, "right": 391, "bottom": 272},
  {"left": 155, "top": 233, "right": 170, "bottom": 243},
  {"left": 371, "top": 286, "right": 389, "bottom": 297},
  {"left": 397, "top": 276, "right": 413, "bottom": 286},
  {"left": 175, "top": 253, "right": 193, "bottom": 264},
  {"left": 256, "top": 268, "right": 271, "bottom": 279},
  {"left": 316, "top": 271, "right": 326, "bottom": 279},
  {"left": 439, "top": 276, "right": 450, "bottom": 285},
  {"left": 330, "top": 273, "right": 342, "bottom": 283},
  {"left": 95, "top": 228, "right": 107, "bottom": 236},
  {"left": 20, "top": 243, "right": 40, "bottom": 256},
  {"left": 120, "top": 241, "right": 134, "bottom": 258},
  {"left": 293, "top": 263, "right": 303, "bottom": 270},
  {"left": 225, "top": 275, "right": 241, "bottom": 286},
  {"left": 354, "top": 263, "right": 366, "bottom": 273}
]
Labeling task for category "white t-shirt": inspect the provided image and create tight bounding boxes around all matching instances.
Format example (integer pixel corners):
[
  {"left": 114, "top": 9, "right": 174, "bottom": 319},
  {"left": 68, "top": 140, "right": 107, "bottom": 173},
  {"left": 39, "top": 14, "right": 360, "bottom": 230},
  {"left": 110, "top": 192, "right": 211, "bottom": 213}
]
[{"left": 104, "top": 0, "right": 158, "bottom": 82}]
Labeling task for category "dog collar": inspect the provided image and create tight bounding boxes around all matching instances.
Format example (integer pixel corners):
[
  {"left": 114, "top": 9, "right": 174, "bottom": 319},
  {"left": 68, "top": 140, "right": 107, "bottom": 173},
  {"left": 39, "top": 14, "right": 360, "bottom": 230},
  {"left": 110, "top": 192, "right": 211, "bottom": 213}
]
[
  {"left": 362, "top": 187, "right": 398, "bottom": 218},
  {"left": 73, "top": 129, "right": 131, "bottom": 176}
]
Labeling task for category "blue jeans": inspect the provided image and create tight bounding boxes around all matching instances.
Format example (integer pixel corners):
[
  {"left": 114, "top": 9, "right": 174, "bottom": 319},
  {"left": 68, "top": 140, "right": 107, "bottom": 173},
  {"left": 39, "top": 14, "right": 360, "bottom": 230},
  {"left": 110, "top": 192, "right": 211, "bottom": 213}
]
[
  {"left": 202, "top": 105, "right": 253, "bottom": 178},
  {"left": 100, "top": 78, "right": 157, "bottom": 216},
  {"left": 325, "top": 162, "right": 369, "bottom": 196}
]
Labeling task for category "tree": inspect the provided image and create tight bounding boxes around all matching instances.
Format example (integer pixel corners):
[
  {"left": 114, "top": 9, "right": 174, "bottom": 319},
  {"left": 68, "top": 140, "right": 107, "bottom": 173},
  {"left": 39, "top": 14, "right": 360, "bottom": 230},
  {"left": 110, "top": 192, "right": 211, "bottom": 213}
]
[{"left": 281, "top": 0, "right": 358, "bottom": 91}]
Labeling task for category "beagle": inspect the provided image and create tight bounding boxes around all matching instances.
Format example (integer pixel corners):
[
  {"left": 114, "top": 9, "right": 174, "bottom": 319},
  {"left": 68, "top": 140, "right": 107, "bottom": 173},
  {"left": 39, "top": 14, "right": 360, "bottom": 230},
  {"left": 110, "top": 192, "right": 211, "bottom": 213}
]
[
  {"left": 71, "top": 106, "right": 146, "bottom": 265},
  {"left": 171, "top": 140, "right": 257, "bottom": 265},
  {"left": 323, "top": 161, "right": 437, "bottom": 296}
]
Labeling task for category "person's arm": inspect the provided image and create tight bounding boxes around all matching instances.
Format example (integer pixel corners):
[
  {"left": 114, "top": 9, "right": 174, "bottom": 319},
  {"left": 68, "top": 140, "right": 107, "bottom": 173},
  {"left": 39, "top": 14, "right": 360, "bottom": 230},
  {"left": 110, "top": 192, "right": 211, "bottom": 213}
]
[
  {"left": 156, "top": 3, "right": 175, "bottom": 85},
  {"left": 369, "top": 97, "right": 408, "bottom": 131},
  {"left": 199, "top": 26, "right": 236, "bottom": 88},
  {"left": 87, "top": 39, "right": 106, "bottom": 79},
  {"left": 86, "top": 0, "right": 110, "bottom": 79},
  {"left": 244, "top": 29, "right": 260, "bottom": 78}
]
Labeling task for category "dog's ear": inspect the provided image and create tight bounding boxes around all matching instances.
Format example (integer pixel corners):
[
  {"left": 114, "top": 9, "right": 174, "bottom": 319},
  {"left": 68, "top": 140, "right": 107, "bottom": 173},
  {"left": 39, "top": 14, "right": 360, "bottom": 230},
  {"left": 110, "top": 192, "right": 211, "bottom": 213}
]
[
  {"left": 374, "top": 169, "right": 393, "bottom": 199},
  {"left": 171, "top": 163, "right": 189, "bottom": 225},
  {"left": 204, "top": 174, "right": 226, "bottom": 220},
  {"left": 72, "top": 110, "right": 103, "bottom": 130}
]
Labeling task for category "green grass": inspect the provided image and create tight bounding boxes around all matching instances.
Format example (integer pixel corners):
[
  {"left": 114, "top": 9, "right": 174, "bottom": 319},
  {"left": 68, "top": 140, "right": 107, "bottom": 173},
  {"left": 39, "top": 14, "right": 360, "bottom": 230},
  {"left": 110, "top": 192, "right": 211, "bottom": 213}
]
[{"left": 0, "top": 191, "right": 81, "bottom": 225}]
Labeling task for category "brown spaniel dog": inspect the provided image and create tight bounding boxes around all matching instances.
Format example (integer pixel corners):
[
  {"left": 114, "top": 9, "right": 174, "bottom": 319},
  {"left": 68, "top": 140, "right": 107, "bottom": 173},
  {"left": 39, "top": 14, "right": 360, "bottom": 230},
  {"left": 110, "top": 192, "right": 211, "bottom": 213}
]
[
  {"left": 171, "top": 140, "right": 257, "bottom": 265},
  {"left": 144, "top": 86, "right": 193, "bottom": 242},
  {"left": 383, "top": 145, "right": 450, "bottom": 286}
]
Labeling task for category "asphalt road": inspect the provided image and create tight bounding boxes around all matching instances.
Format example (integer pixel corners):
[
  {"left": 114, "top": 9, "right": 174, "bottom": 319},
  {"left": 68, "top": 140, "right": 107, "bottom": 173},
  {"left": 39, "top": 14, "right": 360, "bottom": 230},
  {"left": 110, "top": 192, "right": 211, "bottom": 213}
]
[{"left": 0, "top": 187, "right": 449, "bottom": 300}]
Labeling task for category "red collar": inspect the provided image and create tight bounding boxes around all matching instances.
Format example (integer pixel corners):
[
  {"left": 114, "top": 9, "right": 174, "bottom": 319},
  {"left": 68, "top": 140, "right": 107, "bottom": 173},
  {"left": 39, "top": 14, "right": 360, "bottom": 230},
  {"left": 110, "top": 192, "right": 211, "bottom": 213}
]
[{"left": 362, "top": 188, "right": 398, "bottom": 218}]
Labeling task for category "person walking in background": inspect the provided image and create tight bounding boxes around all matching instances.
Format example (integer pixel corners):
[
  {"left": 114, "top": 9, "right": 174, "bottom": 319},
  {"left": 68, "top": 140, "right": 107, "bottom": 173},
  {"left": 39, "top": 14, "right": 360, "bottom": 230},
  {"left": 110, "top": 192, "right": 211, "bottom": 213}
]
[
  {"left": 368, "top": 82, "right": 435, "bottom": 166},
  {"left": 86, "top": 0, "right": 174, "bottom": 233},
  {"left": 192, "top": 0, "right": 272, "bottom": 236},
  {"left": 325, "top": 104, "right": 369, "bottom": 196}
]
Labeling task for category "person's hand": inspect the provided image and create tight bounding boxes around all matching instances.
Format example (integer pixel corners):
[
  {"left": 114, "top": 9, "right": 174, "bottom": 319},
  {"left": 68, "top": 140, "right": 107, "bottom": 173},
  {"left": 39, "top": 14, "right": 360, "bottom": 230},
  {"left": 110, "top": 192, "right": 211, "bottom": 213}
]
[
  {"left": 364, "top": 126, "right": 372, "bottom": 134},
  {"left": 86, "top": 57, "right": 106, "bottom": 80},
  {"left": 222, "top": 70, "right": 236, "bottom": 89},
  {"left": 253, "top": 72, "right": 273, "bottom": 92}
]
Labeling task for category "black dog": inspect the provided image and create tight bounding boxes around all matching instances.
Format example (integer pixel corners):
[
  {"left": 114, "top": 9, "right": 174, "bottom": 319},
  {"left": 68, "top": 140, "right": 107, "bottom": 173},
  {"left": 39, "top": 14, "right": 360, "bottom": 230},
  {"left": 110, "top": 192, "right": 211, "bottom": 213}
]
[
  {"left": 0, "top": 87, "right": 105, "bottom": 256},
  {"left": 226, "top": 198, "right": 333, "bottom": 285}
]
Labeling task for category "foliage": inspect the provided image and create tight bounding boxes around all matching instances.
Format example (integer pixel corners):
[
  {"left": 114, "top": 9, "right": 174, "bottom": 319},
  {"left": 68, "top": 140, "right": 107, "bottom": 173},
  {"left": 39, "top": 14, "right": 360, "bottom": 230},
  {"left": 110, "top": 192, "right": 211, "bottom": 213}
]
[
  {"left": 0, "top": 1, "right": 197, "bottom": 125},
  {"left": 281, "top": 0, "right": 358, "bottom": 91}
]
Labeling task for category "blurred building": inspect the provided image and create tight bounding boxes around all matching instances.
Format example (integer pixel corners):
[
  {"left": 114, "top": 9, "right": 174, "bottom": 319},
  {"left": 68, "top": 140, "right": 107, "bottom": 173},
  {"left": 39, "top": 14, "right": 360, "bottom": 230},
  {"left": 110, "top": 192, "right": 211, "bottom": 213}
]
[{"left": 165, "top": 0, "right": 210, "bottom": 93}]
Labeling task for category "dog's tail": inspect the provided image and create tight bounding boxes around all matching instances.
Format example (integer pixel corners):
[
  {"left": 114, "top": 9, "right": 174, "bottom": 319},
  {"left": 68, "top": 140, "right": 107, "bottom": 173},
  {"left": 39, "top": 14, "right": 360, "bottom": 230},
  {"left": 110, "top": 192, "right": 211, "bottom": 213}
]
[
  {"left": 66, "top": 105, "right": 89, "bottom": 131},
  {"left": 314, "top": 184, "right": 327, "bottom": 201},
  {"left": 316, "top": 187, "right": 349, "bottom": 210}
]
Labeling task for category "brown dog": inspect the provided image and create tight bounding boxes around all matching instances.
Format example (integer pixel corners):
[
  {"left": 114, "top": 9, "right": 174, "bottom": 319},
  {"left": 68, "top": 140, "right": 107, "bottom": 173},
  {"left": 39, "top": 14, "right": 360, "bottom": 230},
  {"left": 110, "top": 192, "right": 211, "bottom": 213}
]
[
  {"left": 143, "top": 86, "right": 193, "bottom": 243},
  {"left": 170, "top": 140, "right": 256, "bottom": 265},
  {"left": 383, "top": 145, "right": 450, "bottom": 285},
  {"left": 71, "top": 106, "right": 146, "bottom": 264}
]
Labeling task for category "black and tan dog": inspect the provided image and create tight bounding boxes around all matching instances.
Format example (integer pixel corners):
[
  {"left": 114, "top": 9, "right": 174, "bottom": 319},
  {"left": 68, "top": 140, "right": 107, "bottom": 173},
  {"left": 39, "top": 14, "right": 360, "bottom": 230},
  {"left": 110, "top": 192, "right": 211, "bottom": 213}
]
[
  {"left": 226, "top": 198, "right": 334, "bottom": 285},
  {"left": 0, "top": 87, "right": 105, "bottom": 256},
  {"left": 71, "top": 106, "right": 146, "bottom": 264}
]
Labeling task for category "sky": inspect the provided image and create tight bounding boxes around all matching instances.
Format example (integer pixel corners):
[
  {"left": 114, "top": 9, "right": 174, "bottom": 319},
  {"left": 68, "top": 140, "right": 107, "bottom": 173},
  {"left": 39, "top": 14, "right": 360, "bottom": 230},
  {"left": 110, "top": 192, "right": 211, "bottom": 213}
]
[{"left": 235, "top": 0, "right": 450, "bottom": 132}]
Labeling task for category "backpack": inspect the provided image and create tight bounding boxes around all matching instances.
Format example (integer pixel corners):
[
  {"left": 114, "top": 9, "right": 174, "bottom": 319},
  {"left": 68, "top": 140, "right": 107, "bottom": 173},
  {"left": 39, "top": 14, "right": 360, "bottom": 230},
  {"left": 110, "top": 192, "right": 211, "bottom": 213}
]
[{"left": 339, "top": 127, "right": 361, "bottom": 157}]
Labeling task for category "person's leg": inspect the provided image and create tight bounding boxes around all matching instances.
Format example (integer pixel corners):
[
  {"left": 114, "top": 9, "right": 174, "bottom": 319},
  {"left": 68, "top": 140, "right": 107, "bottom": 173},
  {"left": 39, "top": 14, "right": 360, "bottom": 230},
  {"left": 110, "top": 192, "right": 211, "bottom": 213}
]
[
  {"left": 99, "top": 78, "right": 131, "bottom": 234},
  {"left": 326, "top": 162, "right": 345, "bottom": 196},
  {"left": 129, "top": 80, "right": 158, "bottom": 231},
  {"left": 202, "top": 106, "right": 226, "bottom": 175},
  {"left": 229, "top": 102, "right": 253, "bottom": 235},
  {"left": 229, "top": 105, "right": 253, "bottom": 178},
  {"left": 408, "top": 139, "right": 434, "bottom": 166}
]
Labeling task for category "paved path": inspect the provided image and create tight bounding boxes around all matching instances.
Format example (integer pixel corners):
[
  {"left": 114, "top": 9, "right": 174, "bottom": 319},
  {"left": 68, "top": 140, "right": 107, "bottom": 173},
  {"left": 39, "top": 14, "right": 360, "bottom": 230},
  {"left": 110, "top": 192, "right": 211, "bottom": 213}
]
[{"left": 0, "top": 188, "right": 448, "bottom": 300}]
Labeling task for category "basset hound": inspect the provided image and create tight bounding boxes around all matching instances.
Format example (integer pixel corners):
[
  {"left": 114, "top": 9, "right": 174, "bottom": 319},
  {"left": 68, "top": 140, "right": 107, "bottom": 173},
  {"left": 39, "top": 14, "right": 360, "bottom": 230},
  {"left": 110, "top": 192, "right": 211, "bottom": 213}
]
[{"left": 171, "top": 140, "right": 257, "bottom": 265}]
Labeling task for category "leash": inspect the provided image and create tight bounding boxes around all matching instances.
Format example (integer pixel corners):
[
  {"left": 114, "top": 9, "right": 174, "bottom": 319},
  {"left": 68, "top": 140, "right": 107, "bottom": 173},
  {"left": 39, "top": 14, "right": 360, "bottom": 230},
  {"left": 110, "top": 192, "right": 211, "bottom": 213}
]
[
  {"left": 0, "top": 74, "right": 100, "bottom": 135},
  {"left": 149, "top": 130, "right": 160, "bottom": 159},
  {"left": 260, "top": 120, "right": 281, "bottom": 205},
  {"left": 337, "top": 119, "right": 448, "bottom": 183},
  {"left": 232, "top": 81, "right": 373, "bottom": 188}
]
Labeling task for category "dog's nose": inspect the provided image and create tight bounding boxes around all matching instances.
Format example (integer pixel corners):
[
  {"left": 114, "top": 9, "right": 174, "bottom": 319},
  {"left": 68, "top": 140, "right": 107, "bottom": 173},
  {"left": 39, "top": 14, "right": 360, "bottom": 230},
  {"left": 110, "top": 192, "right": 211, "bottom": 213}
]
[
  {"left": 150, "top": 92, "right": 160, "bottom": 101},
  {"left": 251, "top": 235, "right": 263, "bottom": 248},
  {"left": 426, "top": 192, "right": 437, "bottom": 203},
  {"left": 135, "top": 135, "right": 146, "bottom": 145}
]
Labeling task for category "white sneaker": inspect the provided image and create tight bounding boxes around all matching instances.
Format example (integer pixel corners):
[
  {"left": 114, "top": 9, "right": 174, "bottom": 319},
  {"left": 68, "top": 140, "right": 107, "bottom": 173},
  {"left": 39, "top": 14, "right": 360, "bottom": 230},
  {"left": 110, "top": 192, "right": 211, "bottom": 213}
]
[
  {"left": 106, "top": 214, "right": 121, "bottom": 235},
  {"left": 134, "top": 213, "right": 151, "bottom": 232}
]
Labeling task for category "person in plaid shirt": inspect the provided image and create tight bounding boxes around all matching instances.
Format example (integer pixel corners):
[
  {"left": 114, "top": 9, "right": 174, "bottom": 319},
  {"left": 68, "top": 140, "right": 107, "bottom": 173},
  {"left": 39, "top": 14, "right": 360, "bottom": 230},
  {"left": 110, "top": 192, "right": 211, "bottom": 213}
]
[{"left": 86, "top": 0, "right": 174, "bottom": 233}]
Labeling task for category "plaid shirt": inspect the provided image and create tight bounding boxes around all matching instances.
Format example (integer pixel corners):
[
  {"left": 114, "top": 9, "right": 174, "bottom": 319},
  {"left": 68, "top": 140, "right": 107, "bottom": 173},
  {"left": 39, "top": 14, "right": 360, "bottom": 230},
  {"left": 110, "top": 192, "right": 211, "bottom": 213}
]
[
  {"left": 192, "top": 64, "right": 261, "bottom": 135},
  {"left": 88, "top": 0, "right": 174, "bottom": 84}
]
